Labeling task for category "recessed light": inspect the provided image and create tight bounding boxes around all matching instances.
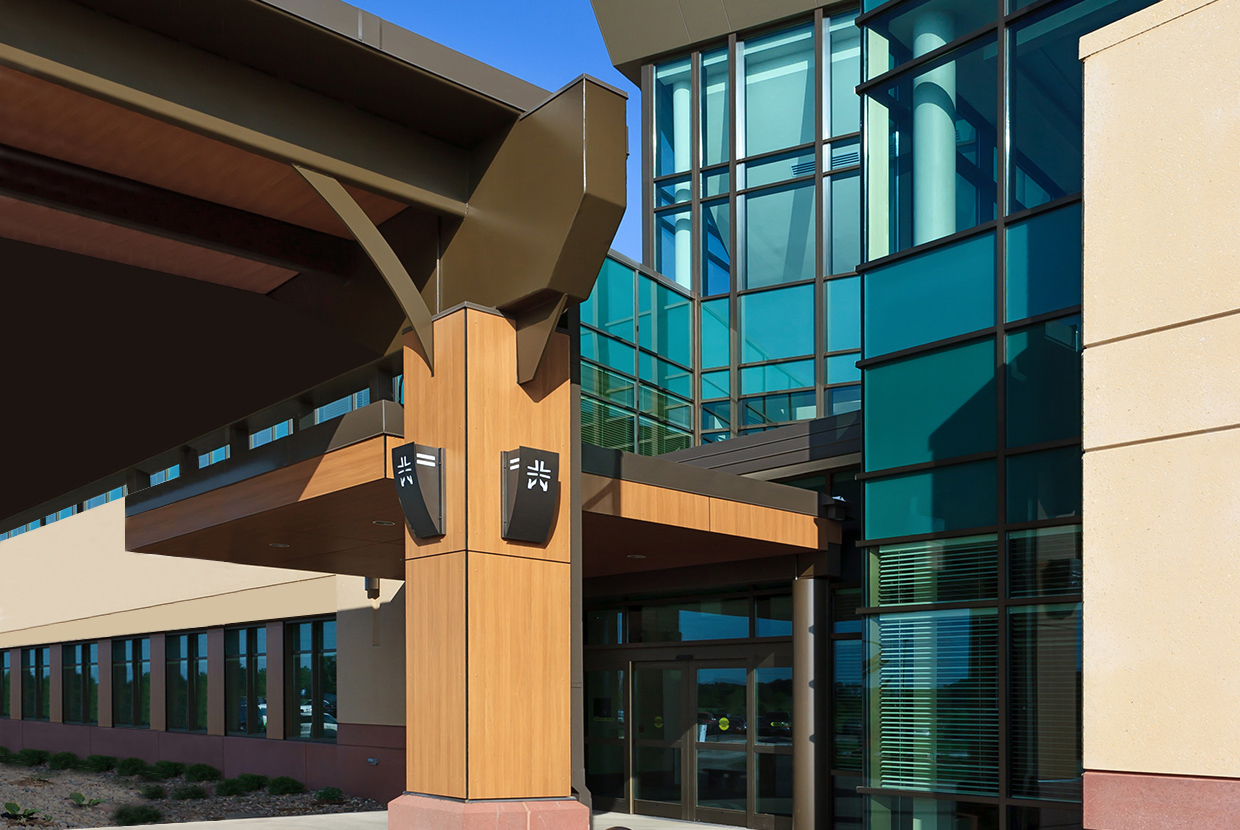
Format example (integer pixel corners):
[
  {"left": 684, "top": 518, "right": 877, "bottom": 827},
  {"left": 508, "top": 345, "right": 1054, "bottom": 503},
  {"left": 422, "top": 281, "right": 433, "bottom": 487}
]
[
  {"left": 269, "top": 542, "right": 290, "bottom": 548},
  {"left": 627, "top": 554, "right": 646, "bottom": 559},
  {"left": 373, "top": 520, "right": 396, "bottom": 526}
]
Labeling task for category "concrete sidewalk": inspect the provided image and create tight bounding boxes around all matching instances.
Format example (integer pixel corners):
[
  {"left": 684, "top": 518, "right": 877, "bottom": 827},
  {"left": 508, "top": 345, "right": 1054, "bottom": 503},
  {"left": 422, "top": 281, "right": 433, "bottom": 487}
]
[{"left": 86, "top": 812, "right": 389, "bottom": 830}]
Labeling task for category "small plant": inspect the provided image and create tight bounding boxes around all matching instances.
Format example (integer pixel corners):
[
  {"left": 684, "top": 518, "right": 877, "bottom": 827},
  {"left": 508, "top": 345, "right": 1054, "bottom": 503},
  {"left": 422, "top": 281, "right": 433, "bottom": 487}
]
[
  {"left": 68, "top": 792, "right": 105, "bottom": 808},
  {"left": 138, "top": 785, "right": 165, "bottom": 801},
  {"left": 2, "top": 802, "right": 42, "bottom": 821},
  {"left": 235, "top": 773, "right": 268, "bottom": 792},
  {"left": 151, "top": 760, "right": 185, "bottom": 779},
  {"left": 266, "top": 776, "right": 305, "bottom": 795},
  {"left": 170, "top": 785, "right": 208, "bottom": 801},
  {"left": 214, "top": 778, "right": 248, "bottom": 797},
  {"left": 0, "top": 747, "right": 10, "bottom": 764},
  {"left": 48, "top": 751, "right": 79, "bottom": 771},
  {"left": 116, "top": 757, "right": 148, "bottom": 777},
  {"left": 113, "top": 805, "right": 162, "bottom": 826},
  {"left": 14, "top": 749, "right": 49, "bottom": 767},
  {"left": 314, "top": 786, "right": 345, "bottom": 804},
  {"left": 83, "top": 755, "right": 117, "bottom": 773},
  {"left": 137, "top": 766, "right": 166, "bottom": 782},
  {"left": 183, "top": 763, "right": 221, "bottom": 783}
]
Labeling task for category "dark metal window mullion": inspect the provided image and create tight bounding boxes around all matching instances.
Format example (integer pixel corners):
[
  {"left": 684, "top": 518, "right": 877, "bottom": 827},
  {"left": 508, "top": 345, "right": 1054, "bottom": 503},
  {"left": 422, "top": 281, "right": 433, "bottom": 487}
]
[
  {"left": 814, "top": 8, "right": 827, "bottom": 421},
  {"left": 728, "top": 31, "right": 740, "bottom": 439}
]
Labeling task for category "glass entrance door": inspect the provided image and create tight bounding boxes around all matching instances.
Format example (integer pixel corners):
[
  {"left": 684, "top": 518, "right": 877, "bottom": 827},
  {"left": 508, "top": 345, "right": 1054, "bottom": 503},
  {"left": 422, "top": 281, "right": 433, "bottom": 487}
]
[{"left": 632, "top": 664, "right": 686, "bottom": 817}]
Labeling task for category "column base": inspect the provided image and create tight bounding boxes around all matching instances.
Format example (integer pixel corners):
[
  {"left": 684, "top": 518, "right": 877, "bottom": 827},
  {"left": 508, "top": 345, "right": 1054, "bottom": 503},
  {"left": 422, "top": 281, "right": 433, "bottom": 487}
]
[{"left": 389, "top": 793, "right": 589, "bottom": 830}]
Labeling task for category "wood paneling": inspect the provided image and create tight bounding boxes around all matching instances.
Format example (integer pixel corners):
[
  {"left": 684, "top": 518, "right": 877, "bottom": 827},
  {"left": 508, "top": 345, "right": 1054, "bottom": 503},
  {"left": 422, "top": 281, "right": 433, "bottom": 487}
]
[
  {"left": 708, "top": 498, "right": 838, "bottom": 548},
  {"left": 467, "top": 553, "right": 571, "bottom": 799},
  {"left": 581, "top": 475, "right": 711, "bottom": 531},
  {"left": 404, "top": 314, "right": 467, "bottom": 558},
  {"left": 466, "top": 310, "right": 573, "bottom": 562},
  {"left": 406, "top": 553, "right": 467, "bottom": 798},
  {"left": 0, "top": 66, "right": 405, "bottom": 236}
]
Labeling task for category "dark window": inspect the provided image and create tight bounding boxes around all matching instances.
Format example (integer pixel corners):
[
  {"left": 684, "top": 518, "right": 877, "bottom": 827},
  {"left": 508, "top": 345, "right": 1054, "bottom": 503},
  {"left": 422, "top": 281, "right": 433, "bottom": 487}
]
[
  {"left": 167, "top": 633, "right": 208, "bottom": 732},
  {"left": 112, "top": 638, "right": 150, "bottom": 728},
  {"left": 21, "top": 647, "right": 50, "bottom": 721},
  {"left": 62, "top": 643, "right": 98, "bottom": 725},
  {"left": 225, "top": 627, "right": 267, "bottom": 736},
  {"left": 0, "top": 651, "right": 9, "bottom": 718},
  {"left": 286, "top": 619, "right": 337, "bottom": 742}
]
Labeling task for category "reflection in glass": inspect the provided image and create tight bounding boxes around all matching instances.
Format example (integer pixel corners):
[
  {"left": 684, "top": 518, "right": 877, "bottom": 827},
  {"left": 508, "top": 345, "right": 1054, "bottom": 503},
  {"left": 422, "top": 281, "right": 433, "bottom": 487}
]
[
  {"left": 1009, "top": 526, "right": 1082, "bottom": 599},
  {"left": 640, "top": 599, "right": 749, "bottom": 642},
  {"left": 701, "top": 47, "right": 730, "bottom": 167},
  {"left": 829, "top": 12, "right": 861, "bottom": 136},
  {"left": 703, "top": 200, "right": 731, "bottom": 296},
  {"left": 639, "top": 279, "right": 692, "bottom": 366},
  {"left": 635, "top": 745, "right": 682, "bottom": 804},
  {"left": 829, "top": 171, "right": 862, "bottom": 275},
  {"left": 869, "top": 796, "right": 999, "bottom": 830},
  {"left": 640, "top": 351, "right": 692, "bottom": 398},
  {"left": 1010, "top": 604, "right": 1083, "bottom": 802},
  {"left": 582, "top": 363, "right": 636, "bottom": 408},
  {"left": 586, "top": 743, "right": 626, "bottom": 801},
  {"left": 756, "top": 753, "right": 793, "bottom": 816},
  {"left": 833, "top": 641, "right": 863, "bottom": 769},
  {"left": 657, "top": 175, "right": 691, "bottom": 207},
  {"left": 697, "top": 668, "right": 747, "bottom": 744},
  {"left": 745, "top": 149, "right": 816, "bottom": 189},
  {"left": 580, "top": 330, "right": 635, "bottom": 376},
  {"left": 833, "top": 774, "right": 864, "bottom": 829},
  {"left": 755, "top": 595, "right": 793, "bottom": 637},
  {"left": 655, "top": 58, "right": 691, "bottom": 177},
  {"left": 742, "top": 391, "right": 817, "bottom": 426},
  {"left": 826, "top": 276, "right": 861, "bottom": 352},
  {"left": 702, "top": 369, "right": 730, "bottom": 399},
  {"left": 741, "top": 360, "right": 814, "bottom": 396},
  {"left": 826, "top": 354, "right": 861, "bottom": 385},
  {"left": 755, "top": 667, "right": 793, "bottom": 744},
  {"left": 740, "top": 285, "right": 814, "bottom": 362},
  {"left": 634, "top": 666, "right": 681, "bottom": 741},
  {"left": 1006, "top": 316, "right": 1082, "bottom": 448},
  {"left": 864, "top": 0, "right": 997, "bottom": 77},
  {"left": 743, "top": 182, "right": 816, "bottom": 289},
  {"left": 582, "top": 258, "right": 635, "bottom": 341},
  {"left": 698, "top": 749, "right": 747, "bottom": 811},
  {"left": 655, "top": 207, "right": 692, "bottom": 289},
  {"left": 865, "top": 460, "right": 996, "bottom": 540},
  {"left": 638, "top": 418, "right": 692, "bottom": 456},
  {"left": 1006, "top": 203, "right": 1082, "bottom": 322},
  {"left": 585, "top": 670, "right": 626, "bottom": 740},
  {"left": 702, "top": 401, "right": 731, "bottom": 431},
  {"left": 701, "top": 299, "right": 731, "bottom": 369},
  {"left": 829, "top": 385, "right": 861, "bottom": 415},
  {"left": 640, "top": 386, "right": 692, "bottom": 430},
  {"left": 743, "top": 25, "right": 815, "bottom": 157},
  {"left": 870, "top": 535, "right": 998, "bottom": 607},
  {"left": 1007, "top": 447, "right": 1081, "bottom": 524},
  {"left": 582, "top": 397, "right": 636, "bottom": 452},
  {"left": 702, "top": 168, "right": 730, "bottom": 198},
  {"left": 585, "top": 609, "right": 624, "bottom": 646}
]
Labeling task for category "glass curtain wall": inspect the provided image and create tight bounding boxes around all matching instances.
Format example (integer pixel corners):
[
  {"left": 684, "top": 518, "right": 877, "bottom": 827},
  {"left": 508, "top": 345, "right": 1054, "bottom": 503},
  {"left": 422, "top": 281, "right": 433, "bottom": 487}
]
[
  {"left": 21, "top": 647, "right": 49, "bottom": 721},
  {"left": 287, "top": 619, "right": 337, "bottom": 742},
  {"left": 581, "top": 255, "right": 695, "bottom": 455},
  {"left": 112, "top": 638, "right": 150, "bottom": 728},
  {"left": 62, "top": 643, "right": 99, "bottom": 725},
  {"left": 645, "top": 9, "right": 863, "bottom": 441},
  {"left": 225, "top": 627, "right": 267, "bottom": 736},
  {"left": 0, "top": 652, "right": 9, "bottom": 718},
  {"left": 167, "top": 633, "right": 208, "bottom": 732},
  {"left": 857, "top": 0, "right": 1156, "bottom": 826}
]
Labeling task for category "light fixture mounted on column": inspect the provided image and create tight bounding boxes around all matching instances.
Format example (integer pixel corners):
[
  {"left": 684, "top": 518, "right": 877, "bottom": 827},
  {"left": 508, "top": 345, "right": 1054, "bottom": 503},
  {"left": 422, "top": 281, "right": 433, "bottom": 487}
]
[
  {"left": 392, "top": 443, "right": 444, "bottom": 538},
  {"left": 501, "top": 447, "right": 560, "bottom": 544}
]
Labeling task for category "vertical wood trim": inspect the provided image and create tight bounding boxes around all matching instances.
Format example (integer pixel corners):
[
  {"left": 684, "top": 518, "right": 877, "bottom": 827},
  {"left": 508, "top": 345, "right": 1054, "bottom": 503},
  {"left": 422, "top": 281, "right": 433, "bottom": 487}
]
[
  {"left": 406, "top": 552, "right": 468, "bottom": 798},
  {"left": 206, "top": 628, "right": 225, "bottom": 736},
  {"left": 265, "top": 622, "right": 285, "bottom": 740},
  {"left": 97, "top": 639, "right": 113, "bottom": 728},
  {"left": 149, "top": 633, "right": 166, "bottom": 731},
  {"left": 48, "top": 644, "right": 63, "bottom": 723}
]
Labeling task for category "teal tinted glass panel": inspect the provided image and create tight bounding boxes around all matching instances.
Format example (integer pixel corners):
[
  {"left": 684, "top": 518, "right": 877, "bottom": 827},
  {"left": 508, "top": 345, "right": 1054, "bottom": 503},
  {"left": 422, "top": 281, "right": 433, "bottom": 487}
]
[
  {"left": 746, "top": 149, "right": 816, "bottom": 189},
  {"left": 864, "top": 338, "right": 996, "bottom": 471},
  {"left": 869, "top": 797, "right": 999, "bottom": 830},
  {"left": 866, "top": 38, "right": 998, "bottom": 257},
  {"left": 869, "top": 535, "right": 998, "bottom": 607},
  {"left": 829, "top": 170, "right": 862, "bottom": 275},
  {"left": 742, "top": 359, "right": 814, "bottom": 395},
  {"left": 703, "top": 168, "right": 730, "bottom": 198},
  {"left": 702, "top": 401, "right": 731, "bottom": 430},
  {"left": 865, "top": 232, "right": 995, "bottom": 357},
  {"left": 702, "top": 369, "right": 730, "bottom": 399},
  {"left": 865, "top": 0, "right": 997, "bottom": 77},
  {"left": 743, "top": 24, "right": 814, "bottom": 157},
  {"left": 742, "top": 391, "right": 816, "bottom": 425},
  {"left": 582, "top": 397, "right": 636, "bottom": 452},
  {"left": 1007, "top": 316, "right": 1082, "bottom": 447},
  {"left": 701, "top": 298, "right": 731, "bottom": 369},
  {"left": 828, "top": 12, "right": 861, "bottom": 136},
  {"left": 740, "top": 284, "right": 814, "bottom": 362},
  {"left": 743, "top": 181, "right": 816, "bottom": 289},
  {"left": 1009, "top": 0, "right": 1155, "bottom": 210},
  {"left": 830, "top": 138, "right": 861, "bottom": 170},
  {"left": 582, "top": 362, "right": 635, "bottom": 408},
  {"left": 640, "top": 386, "right": 692, "bottom": 429},
  {"left": 582, "top": 258, "right": 636, "bottom": 341},
  {"left": 639, "top": 352, "right": 692, "bottom": 399},
  {"left": 654, "top": 58, "right": 691, "bottom": 177},
  {"left": 829, "top": 385, "right": 861, "bottom": 415},
  {"left": 826, "top": 353, "right": 861, "bottom": 385},
  {"left": 656, "top": 175, "right": 691, "bottom": 206},
  {"left": 638, "top": 417, "right": 692, "bottom": 456},
  {"left": 1010, "top": 604, "right": 1083, "bottom": 801},
  {"left": 1006, "top": 203, "right": 1083, "bottom": 322},
  {"left": 867, "top": 609, "right": 999, "bottom": 794},
  {"left": 865, "top": 460, "right": 997, "bottom": 539},
  {"left": 826, "top": 276, "right": 861, "bottom": 352},
  {"left": 655, "top": 207, "right": 692, "bottom": 289},
  {"left": 1009, "top": 526, "right": 1082, "bottom": 599},
  {"left": 639, "top": 279, "right": 692, "bottom": 366},
  {"left": 702, "top": 432, "right": 732, "bottom": 443},
  {"left": 1006, "top": 447, "right": 1081, "bottom": 524},
  {"left": 833, "top": 640, "right": 863, "bottom": 769},
  {"left": 701, "top": 47, "right": 730, "bottom": 167},
  {"left": 581, "top": 330, "right": 635, "bottom": 376},
  {"left": 703, "top": 199, "right": 731, "bottom": 296}
]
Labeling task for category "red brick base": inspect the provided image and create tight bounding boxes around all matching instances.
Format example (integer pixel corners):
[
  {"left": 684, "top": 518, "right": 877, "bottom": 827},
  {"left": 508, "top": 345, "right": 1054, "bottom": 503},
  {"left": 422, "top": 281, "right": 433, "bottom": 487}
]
[
  {"left": 1085, "top": 770, "right": 1240, "bottom": 829},
  {"left": 388, "top": 793, "right": 588, "bottom": 830}
]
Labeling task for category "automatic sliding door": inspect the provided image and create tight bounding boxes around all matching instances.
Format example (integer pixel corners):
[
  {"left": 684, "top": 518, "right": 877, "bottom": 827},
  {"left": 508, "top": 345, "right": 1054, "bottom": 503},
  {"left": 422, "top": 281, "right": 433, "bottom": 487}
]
[
  {"left": 632, "top": 664, "right": 685, "bottom": 818},
  {"left": 694, "top": 666, "right": 749, "bottom": 826}
]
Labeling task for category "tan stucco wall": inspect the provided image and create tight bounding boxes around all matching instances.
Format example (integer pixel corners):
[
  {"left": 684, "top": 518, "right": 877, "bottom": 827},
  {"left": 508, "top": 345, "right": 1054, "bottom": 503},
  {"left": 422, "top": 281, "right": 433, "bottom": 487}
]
[
  {"left": 336, "top": 576, "right": 406, "bottom": 726},
  {"left": 1082, "top": 0, "right": 1240, "bottom": 779},
  {"left": 0, "top": 500, "right": 335, "bottom": 647}
]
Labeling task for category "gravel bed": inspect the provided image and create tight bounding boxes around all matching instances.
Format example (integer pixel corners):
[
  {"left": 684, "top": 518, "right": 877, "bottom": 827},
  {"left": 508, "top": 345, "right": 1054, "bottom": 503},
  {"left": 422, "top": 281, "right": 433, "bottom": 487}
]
[{"left": 0, "top": 764, "right": 383, "bottom": 829}]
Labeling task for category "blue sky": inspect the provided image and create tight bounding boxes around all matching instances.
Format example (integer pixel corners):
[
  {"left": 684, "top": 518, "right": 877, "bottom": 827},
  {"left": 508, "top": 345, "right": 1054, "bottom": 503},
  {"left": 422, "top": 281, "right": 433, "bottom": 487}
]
[{"left": 352, "top": 0, "right": 642, "bottom": 260}]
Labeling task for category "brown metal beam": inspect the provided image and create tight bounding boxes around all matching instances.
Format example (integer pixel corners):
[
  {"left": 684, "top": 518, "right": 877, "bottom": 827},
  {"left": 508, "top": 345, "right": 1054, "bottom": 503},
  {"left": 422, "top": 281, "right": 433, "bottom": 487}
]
[{"left": 0, "top": 141, "right": 357, "bottom": 280}]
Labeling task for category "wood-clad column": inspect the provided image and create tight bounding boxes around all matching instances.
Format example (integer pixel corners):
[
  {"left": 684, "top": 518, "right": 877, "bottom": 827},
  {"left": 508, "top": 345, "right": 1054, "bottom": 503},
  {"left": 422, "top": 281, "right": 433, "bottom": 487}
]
[{"left": 391, "top": 306, "right": 583, "bottom": 830}]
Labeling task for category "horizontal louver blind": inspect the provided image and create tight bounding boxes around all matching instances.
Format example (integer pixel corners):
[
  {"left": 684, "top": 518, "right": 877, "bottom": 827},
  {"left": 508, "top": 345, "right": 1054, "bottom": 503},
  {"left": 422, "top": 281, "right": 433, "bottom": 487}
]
[
  {"left": 875, "top": 610, "right": 999, "bottom": 795},
  {"left": 582, "top": 397, "right": 637, "bottom": 452},
  {"left": 877, "top": 536, "right": 998, "bottom": 606},
  {"left": 1010, "top": 604, "right": 1082, "bottom": 801}
]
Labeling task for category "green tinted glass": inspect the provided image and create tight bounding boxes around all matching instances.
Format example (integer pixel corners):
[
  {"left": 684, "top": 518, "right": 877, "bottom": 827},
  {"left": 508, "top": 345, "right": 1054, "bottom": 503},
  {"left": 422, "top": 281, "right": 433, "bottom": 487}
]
[
  {"left": 639, "top": 278, "right": 692, "bottom": 366},
  {"left": 743, "top": 181, "right": 816, "bottom": 289},
  {"left": 826, "top": 276, "right": 860, "bottom": 352},
  {"left": 741, "top": 359, "right": 815, "bottom": 395},
  {"left": 1006, "top": 316, "right": 1082, "bottom": 447},
  {"left": 701, "top": 298, "right": 731, "bottom": 369},
  {"left": 1006, "top": 203, "right": 1082, "bottom": 322},
  {"left": 1006, "top": 447, "right": 1081, "bottom": 524},
  {"left": 869, "top": 535, "right": 998, "bottom": 606},
  {"left": 740, "top": 285, "right": 815, "bottom": 362},
  {"left": 865, "top": 460, "right": 997, "bottom": 540},
  {"left": 582, "top": 258, "right": 636, "bottom": 341}
]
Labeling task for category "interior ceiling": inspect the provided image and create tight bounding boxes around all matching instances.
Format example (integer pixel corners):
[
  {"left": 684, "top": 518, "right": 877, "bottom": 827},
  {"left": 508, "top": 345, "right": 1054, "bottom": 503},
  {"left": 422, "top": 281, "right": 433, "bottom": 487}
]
[
  {"left": 0, "top": 236, "right": 377, "bottom": 523},
  {"left": 0, "top": 65, "right": 405, "bottom": 238}
]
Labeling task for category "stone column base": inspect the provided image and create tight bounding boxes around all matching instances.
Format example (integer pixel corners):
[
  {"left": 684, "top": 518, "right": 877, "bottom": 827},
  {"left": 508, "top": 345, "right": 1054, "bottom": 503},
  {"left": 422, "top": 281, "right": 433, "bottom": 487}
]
[{"left": 389, "top": 793, "right": 589, "bottom": 830}]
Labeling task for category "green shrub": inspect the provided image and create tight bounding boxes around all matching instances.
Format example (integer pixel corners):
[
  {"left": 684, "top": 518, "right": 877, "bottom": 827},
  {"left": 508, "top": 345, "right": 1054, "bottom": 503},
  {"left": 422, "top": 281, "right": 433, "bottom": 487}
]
[
  {"left": 151, "top": 761, "right": 184, "bottom": 779},
  {"left": 215, "top": 778, "right": 248, "bottom": 797},
  {"left": 114, "top": 805, "right": 162, "bottom": 826},
  {"left": 0, "top": 747, "right": 10, "bottom": 763},
  {"left": 49, "top": 751, "right": 79, "bottom": 770},
  {"left": 116, "top": 757, "right": 148, "bottom": 776},
  {"left": 183, "top": 763, "right": 221, "bottom": 782},
  {"left": 83, "top": 755, "right": 117, "bottom": 773},
  {"left": 171, "top": 785, "right": 208, "bottom": 801},
  {"left": 235, "top": 773, "right": 268, "bottom": 792},
  {"left": 314, "top": 787, "right": 345, "bottom": 804},
  {"left": 15, "top": 749, "right": 50, "bottom": 767},
  {"left": 138, "top": 784, "right": 166, "bottom": 800},
  {"left": 138, "top": 766, "right": 167, "bottom": 782},
  {"left": 267, "top": 776, "right": 305, "bottom": 795}
]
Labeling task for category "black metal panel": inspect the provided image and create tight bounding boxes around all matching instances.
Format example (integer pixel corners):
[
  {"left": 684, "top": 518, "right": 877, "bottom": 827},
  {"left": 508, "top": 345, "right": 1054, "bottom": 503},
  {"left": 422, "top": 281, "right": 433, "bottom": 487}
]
[
  {"left": 501, "top": 447, "right": 561, "bottom": 544},
  {"left": 392, "top": 442, "right": 444, "bottom": 538}
]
